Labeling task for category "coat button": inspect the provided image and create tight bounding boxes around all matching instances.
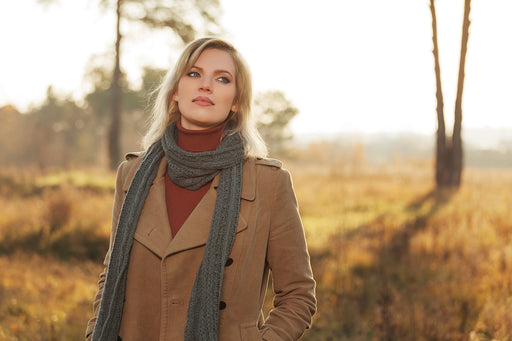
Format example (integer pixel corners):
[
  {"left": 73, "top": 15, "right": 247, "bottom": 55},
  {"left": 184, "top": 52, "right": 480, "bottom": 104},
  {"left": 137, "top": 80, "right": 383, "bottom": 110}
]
[
  {"left": 225, "top": 258, "right": 233, "bottom": 267},
  {"left": 219, "top": 301, "right": 227, "bottom": 310}
]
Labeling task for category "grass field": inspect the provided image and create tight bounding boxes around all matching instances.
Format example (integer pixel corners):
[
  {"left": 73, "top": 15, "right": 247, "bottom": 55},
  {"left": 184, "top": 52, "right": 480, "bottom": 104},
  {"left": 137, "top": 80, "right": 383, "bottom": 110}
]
[{"left": 1, "top": 162, "right": 512, "bottom": 340}]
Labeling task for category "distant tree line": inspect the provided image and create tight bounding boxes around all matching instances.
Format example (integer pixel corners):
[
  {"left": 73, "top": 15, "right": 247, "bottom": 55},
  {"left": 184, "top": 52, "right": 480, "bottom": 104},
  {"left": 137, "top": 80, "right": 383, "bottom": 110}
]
[
  {"left": 0, "top": 68, "right": 157, "bottom": 169},
  {"left": 13, "top": 0, "right": 297, "bottom": 170},
  {"left": 0, "top": 68, "right": 298, "bottom": 170}
]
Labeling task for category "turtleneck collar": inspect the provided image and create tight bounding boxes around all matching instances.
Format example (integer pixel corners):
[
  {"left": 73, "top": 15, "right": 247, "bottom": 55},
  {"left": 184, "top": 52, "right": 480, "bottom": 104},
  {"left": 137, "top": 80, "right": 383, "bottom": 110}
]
[{"left": 176, "top": 120, "right": 226, "bottom": 153}]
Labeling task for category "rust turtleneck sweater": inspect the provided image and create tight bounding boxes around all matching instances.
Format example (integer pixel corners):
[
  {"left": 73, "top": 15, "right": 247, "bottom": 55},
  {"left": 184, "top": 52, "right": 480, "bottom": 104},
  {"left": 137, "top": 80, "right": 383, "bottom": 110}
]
[{"left": 165, "top": 120, "right": 226, "bottom": 237}]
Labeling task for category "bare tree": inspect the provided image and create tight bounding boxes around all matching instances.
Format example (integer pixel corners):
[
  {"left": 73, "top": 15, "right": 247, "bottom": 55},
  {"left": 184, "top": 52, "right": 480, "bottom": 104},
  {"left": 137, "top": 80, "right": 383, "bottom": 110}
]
[
  {"left": 109, "top": 0, "right": 123, "bottom": 170},
  {"left": 104, "top": 0, "right": 222, "bottom": 168},
  {"left": 430, "top": 0, "right": 471, "bottom": 188}
]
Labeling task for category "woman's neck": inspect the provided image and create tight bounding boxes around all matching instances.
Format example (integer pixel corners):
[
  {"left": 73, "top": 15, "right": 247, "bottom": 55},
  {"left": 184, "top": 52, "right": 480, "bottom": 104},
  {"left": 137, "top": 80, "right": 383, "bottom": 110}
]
[{"left": 176, "top": 120, "right": 226, "bottom": 153}]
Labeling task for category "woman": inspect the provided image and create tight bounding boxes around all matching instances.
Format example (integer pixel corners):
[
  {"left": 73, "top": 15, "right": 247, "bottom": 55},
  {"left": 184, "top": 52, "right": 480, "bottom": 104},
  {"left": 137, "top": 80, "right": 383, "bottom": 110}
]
[{"left": 86, "top": 37, "right": 316, "bottom": 341}]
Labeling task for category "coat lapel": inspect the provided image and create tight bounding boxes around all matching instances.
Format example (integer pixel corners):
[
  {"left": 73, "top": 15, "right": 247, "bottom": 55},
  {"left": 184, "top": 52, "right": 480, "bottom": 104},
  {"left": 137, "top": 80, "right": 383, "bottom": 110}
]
[
  {"left": 126, "top": 157, "right": 257, "bottom": 259},
  {"left": 131, "top": 158, "right": 173, "bottom": 259}
]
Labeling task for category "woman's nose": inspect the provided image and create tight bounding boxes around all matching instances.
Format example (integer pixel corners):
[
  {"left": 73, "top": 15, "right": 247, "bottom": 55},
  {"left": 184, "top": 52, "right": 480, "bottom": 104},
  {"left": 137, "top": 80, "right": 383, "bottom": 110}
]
[{"left": 199, "top": 78, "right": 212, "bottom": 93}]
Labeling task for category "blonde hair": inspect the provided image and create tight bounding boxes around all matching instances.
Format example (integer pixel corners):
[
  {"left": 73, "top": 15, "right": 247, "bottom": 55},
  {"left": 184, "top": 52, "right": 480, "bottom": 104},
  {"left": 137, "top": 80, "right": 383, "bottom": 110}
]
[{"left": 142, "top": 37, "right": 267, "bottom": 158}]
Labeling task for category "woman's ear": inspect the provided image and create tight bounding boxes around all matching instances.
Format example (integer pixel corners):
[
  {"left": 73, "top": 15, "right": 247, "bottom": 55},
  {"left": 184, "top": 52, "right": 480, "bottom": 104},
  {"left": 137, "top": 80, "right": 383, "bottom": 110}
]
[
  {"left": 230, "top": 102, "right": 238, "bottom": 113},
  {"left": 172, "top": 92, "right": 178, "bottom": 102}
]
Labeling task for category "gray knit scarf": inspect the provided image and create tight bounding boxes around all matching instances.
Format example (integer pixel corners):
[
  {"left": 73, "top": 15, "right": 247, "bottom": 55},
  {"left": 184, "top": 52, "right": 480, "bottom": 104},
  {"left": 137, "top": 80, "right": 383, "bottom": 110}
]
[{"left": 92, "top": 121, "right": 244, "bottom": 341}]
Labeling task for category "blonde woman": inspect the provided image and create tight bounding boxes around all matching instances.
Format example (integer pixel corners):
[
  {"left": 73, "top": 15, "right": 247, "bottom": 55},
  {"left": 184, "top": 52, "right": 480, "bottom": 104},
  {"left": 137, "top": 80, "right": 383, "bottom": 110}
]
[{"left": 86, "top": 37, "right": 316, "bottom": 341}]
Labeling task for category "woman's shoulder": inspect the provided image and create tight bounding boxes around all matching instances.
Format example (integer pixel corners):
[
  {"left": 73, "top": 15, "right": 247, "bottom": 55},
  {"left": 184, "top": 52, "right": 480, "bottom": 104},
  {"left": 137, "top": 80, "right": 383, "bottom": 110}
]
[
  {"left": 252, "top": 156, "right": 283, "bottom": 169},
  {"left": 121, "top": 151, "right": 145, "bottom": 170},
  {"left": 245, "top": 156, "right": 289, "bottom": 184},
  {"left": 245, "top": 157, "right": 295, "bottom": 198},
  {"left": 115, "top": 151, "right": 145, "bottom": 188},
  {"left": 125, "top": 151, "right": 145, "bottom": 161}
]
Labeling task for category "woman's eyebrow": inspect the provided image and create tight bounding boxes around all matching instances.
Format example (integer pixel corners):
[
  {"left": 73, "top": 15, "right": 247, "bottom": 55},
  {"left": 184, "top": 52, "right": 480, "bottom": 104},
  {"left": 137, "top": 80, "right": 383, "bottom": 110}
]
[{"left": 191, "top": 65, "right": 233, "bottom": 78}]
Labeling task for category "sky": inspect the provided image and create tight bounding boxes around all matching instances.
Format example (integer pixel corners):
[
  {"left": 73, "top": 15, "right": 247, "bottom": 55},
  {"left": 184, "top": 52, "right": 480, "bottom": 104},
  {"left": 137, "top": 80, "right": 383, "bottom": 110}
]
[{"left": 1, "top": 0, "right": 511, "bottom": 135}]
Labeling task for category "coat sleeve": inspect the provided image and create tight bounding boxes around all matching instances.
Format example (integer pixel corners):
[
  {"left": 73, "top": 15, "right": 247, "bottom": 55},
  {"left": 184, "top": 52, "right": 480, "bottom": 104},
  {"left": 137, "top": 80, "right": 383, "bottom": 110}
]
[
  {"left": 260, "top": 168, "right": 317, "bottom": 341},
  {"left": 85, "top": 160, "right": 130, "bottom": 340}
]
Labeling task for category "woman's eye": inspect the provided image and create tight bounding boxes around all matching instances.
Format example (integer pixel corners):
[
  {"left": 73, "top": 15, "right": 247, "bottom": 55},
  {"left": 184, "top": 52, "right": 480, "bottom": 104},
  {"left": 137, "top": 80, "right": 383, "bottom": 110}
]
[
  {"left": 217, "top": 77, "right": 230, "bottom": 84},
  {"left": 187, "top": 71, "right": 200, "bottom": 78}
]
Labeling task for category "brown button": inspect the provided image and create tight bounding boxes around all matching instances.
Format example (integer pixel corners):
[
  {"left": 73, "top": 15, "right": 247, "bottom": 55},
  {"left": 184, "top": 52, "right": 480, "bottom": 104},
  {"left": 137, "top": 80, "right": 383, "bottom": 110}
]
[
  {"left": 219, "top": 301, "right": 227, "bottom": 310},
  {"left": 225, "top": 258, "right": 233, "bottom": 266}
]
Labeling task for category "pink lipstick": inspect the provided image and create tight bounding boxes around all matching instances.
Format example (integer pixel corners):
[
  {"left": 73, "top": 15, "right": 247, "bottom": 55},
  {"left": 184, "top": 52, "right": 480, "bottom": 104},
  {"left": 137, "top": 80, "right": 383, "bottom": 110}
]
[{"left": 193, "top": 96, "right": 214, "bottom": 106}]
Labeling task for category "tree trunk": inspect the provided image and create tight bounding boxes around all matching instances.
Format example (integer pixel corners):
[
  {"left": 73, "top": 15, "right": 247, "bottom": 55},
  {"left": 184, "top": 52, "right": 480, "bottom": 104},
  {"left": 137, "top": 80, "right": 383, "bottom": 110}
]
[
  {"left": 430, "top": 0, "right": 449, "bottom": 187},
  {"left": 451, "top": 0, "right": 471, "bottom": 187},
  {"left": 431, "top": 0, "right": 470, "bottom": 188},
  {"left": 108, "top": 0, "right": 123, "bottom": 170}
]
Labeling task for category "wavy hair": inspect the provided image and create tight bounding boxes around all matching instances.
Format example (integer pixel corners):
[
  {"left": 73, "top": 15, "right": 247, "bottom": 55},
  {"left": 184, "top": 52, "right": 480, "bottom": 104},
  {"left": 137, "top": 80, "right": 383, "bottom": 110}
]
[{"left": 142, "top": 37, "right": 267, "bottom": 158}]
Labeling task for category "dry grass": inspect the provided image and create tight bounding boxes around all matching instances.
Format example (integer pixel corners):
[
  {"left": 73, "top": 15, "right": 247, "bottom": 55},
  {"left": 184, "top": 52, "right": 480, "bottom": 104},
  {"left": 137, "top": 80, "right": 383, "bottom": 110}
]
[
  {"left": 0, "top": 253, "right": 101, "bottom": 340},
  {"left": 1, "top": 164, "right": 512, "bottom": 340},
  {"left": 286, "top": 162, "right": 512, "bottom": 340},
  {"left": 0, "top": 170, "right": 113, "bottom": 340},
  {"left": 0, "top": 171, "right": 113, "bottom": 260}
]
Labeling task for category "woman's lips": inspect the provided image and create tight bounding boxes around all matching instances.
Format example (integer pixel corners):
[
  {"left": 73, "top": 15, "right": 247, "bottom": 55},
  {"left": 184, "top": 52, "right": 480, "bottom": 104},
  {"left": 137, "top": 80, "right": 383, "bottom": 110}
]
[{"left": 192, "top": 96, "right": 214, "bottom": 106}]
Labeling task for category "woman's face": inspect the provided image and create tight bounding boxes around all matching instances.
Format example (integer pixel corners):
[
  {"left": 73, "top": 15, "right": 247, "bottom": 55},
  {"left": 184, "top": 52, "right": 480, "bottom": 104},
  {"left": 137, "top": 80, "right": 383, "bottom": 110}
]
[{"left": 173, "top": 48, "right": 238, "bottom": 130}]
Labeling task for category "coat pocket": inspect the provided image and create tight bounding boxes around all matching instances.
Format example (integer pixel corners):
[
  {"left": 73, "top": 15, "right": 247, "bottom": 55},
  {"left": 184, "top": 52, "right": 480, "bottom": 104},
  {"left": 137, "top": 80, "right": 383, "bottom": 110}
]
[{"left": 240, "top": 321, "right": 263, "bottom": 341}]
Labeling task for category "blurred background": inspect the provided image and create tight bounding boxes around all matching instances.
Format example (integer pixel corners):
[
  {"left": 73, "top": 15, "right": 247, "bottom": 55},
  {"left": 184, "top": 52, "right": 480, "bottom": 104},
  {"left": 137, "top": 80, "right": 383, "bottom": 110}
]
[{"left": 1, "top": 0, "right": 511, "bottom": 340}]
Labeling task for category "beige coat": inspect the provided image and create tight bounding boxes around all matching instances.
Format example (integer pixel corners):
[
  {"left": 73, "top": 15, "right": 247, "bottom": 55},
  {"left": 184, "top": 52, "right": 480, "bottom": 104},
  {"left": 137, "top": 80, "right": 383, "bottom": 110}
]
[{"left": 86, "top": 154, "right": 316, "bottom": 341}]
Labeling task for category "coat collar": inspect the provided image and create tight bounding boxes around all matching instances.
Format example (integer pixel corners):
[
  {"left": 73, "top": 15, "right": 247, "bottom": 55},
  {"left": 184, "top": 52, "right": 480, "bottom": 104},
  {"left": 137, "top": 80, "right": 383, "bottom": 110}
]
[{"left": 126, "top": 157, "right": 255, "bottom": 259}]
